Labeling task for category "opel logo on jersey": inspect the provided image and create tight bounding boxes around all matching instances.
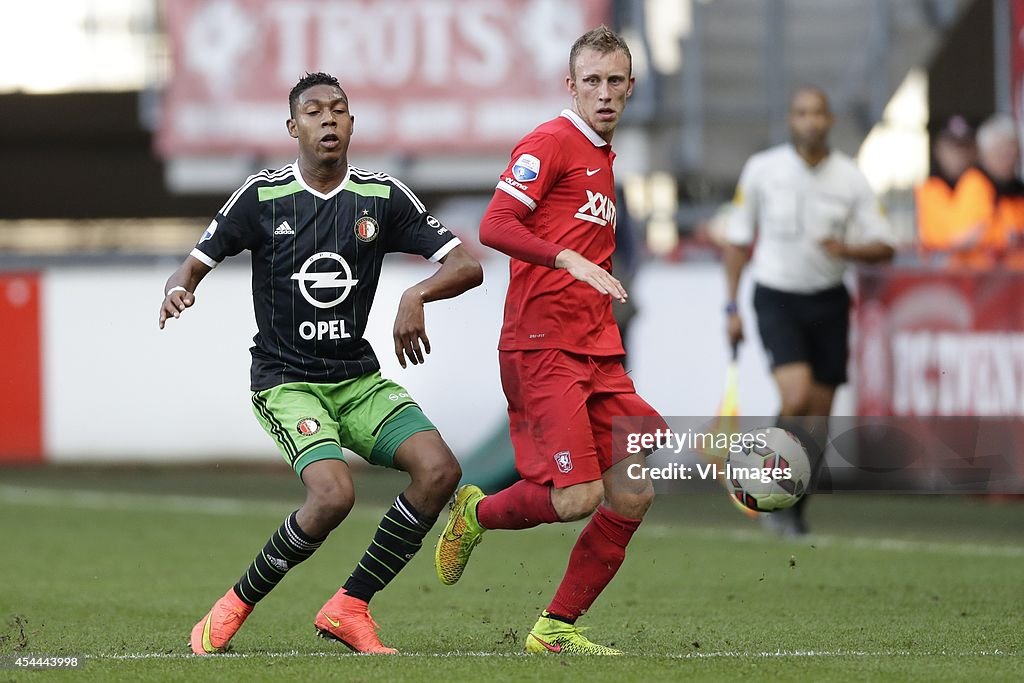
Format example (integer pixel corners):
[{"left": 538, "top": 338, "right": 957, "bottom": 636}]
[
  {"left": 290, "top": 252, "right": 359, "bottom": 309},
  {"left": 354, "top": 216, "right": 379, "bottom": 242}
]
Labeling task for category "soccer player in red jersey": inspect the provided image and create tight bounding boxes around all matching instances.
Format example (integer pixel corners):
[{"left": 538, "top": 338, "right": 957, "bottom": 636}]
[{"left": 435, "top": 26, "right": 665, "bottom": 655}]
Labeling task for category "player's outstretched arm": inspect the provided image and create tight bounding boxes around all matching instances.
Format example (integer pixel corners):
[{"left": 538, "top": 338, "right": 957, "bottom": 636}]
[
  {"left": 393, "top": 245, "right": 483, "bottom": 368},
  {"left": 158, "top": 255, "right": 213, "bottom": 329}
]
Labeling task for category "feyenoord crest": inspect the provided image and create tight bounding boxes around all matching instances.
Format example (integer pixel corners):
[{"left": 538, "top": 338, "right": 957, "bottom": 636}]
[
  {"left": 297, "top": 417, "right": 321, "bottom": 436},
  {"left": 553, "top": 450, "right": 573, "bottom": 474},
  {"left": 354, "top": 215, "right": 379, "bottom": 242}
]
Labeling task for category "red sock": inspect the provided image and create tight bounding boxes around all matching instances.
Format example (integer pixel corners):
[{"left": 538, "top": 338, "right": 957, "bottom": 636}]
[
  {"left": 547, "top": 506, "right": 641, "bottom": 621},
  {"left": 476, "top": 479, "right": 559, "bottom": 530}
]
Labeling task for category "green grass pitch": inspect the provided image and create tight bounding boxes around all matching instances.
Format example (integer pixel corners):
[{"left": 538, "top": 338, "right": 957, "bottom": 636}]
[{"left": 0, "top": 466, "right": 1021, "bottom": 682}]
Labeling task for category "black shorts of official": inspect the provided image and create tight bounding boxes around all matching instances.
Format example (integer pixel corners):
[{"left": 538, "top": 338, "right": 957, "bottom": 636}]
[{"left": 752, "top": 283, "right": 850, "bottom": 387}]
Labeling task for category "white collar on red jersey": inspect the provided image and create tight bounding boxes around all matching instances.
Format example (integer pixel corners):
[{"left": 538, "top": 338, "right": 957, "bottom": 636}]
[{"left": 560, "top": 109, "right": 608, "bottom": 147}]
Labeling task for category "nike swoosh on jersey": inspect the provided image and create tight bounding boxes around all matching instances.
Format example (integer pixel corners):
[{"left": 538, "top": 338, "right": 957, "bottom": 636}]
[{"left": 586, "top": 168, "right": 601, "bottom": 176}]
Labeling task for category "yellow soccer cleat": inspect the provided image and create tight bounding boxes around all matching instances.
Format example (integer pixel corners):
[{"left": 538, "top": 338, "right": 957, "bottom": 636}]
[
  {"left": 434, "top": 484, "right": 486, "bottom": 586},
  {"left": 525, "top": 613, "right": 623, "bottom": 655}
]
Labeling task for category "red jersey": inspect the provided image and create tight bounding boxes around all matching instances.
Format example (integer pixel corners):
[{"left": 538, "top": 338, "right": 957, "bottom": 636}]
[{"left": 484, "top": 109, "right": 624, "bottom": 357}]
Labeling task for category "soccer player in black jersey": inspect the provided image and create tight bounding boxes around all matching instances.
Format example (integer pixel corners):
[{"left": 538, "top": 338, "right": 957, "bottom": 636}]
[{"left": 159, "top": 72, "right": 483, "bottom": 655}]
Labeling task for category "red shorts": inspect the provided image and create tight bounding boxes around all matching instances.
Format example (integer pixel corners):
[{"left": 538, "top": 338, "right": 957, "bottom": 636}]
[{"left": 499, "top": 348, "right": 666, "bottom": 488}]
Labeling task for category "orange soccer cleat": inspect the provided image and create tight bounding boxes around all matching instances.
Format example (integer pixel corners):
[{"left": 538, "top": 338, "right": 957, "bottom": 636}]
[
  {"left": 314, "top": 588, "right": 398, "bottom": 654},
  {"left": 190, "top": 588, "right": 254, "bottom": 655}
]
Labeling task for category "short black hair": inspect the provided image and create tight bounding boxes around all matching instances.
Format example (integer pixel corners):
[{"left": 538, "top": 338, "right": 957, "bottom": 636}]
[
  {"left": 289, "top": 72, "right": 343, "bottom": 117},
  {"left": 789, "top": 85, "right": 831, "bottom": 113}
]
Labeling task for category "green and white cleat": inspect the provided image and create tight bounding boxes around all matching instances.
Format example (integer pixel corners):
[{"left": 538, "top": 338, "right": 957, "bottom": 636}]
[
  {"left": 434, "top": 484, "right": 486, "bottom": 586},
  {"left": 525, "top": 614, "right": 623, "bottom": 655}
]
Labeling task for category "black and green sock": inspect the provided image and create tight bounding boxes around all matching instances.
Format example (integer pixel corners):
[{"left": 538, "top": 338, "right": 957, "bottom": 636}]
[
  {"left": 233, "top": 511, "right": 324, "bottom": 605},
  {"left": 342, "top": 493, "right": 435, "bottom": 602}
]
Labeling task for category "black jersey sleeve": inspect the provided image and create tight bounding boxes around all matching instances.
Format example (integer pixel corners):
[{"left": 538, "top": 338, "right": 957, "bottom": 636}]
[
  {"left": 384, "top": 179, "right": 461, "bottom": 262},
  {"left": 190, "top": 182, "right": 261, "bottom": 266}
]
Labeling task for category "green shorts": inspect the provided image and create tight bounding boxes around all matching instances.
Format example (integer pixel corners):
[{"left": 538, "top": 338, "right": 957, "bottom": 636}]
[{"left": 251, "top": 372, "right": 437, "bottom": 476}]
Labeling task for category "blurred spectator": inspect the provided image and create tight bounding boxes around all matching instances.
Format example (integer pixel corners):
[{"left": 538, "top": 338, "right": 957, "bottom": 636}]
[
  {"left": 915, "top": 116, "right": 975, "bottom": 261},
  {"left": 944, "top": 115, "right": 1024, "bottom": 269}
]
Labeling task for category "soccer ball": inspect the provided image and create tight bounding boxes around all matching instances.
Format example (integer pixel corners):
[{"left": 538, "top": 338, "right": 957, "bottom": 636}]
[{"left": 726, "top": 427, "right": 811, "bottom": 512}]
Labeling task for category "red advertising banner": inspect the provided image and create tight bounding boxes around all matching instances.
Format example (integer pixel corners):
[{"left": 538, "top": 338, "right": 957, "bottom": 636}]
[
  {"left": 856, "top": 269, "right": 1024, "bottom": 417},
  {"left": 158, "top": 0, "right": 611, "bottom": 157},
  {"left": 1014, "top": 0, "right": 1024, "bottom": 120},
  {"left": 0, "top": 273, "right": 43, "bottom": 462},
  {"left": 853, "top": 269, "right": 1024, "bottom": 491}
]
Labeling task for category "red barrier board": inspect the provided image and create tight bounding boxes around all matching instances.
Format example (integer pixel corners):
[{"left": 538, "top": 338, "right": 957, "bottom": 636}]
[
  {"left": 1013, "top": 0, "right": 1024, "bottom": 120},
  {"left": 0, "top": 273, "right": 43, "bottom": 461},
  {"left": 856, "top": 270, "right": 1024, "bottom": 417},
  {"left": 853, "top": 269, "right": 1024, "bottom": 492}
]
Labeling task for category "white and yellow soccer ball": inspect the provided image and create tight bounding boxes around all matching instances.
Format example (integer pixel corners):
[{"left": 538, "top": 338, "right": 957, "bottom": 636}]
[{"left": 727, "top": 427, "right": 811, "bottom": 512}]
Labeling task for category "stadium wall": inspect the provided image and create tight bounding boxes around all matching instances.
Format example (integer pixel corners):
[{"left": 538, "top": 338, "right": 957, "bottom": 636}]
[{"left": 0, "top": 260, "right": 787, "bottom": 464}]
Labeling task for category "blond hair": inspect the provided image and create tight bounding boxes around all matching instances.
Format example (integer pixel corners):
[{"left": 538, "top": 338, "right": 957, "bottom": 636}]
[{"left": 568, "top": 26, "right": 631, "bottom": 80}]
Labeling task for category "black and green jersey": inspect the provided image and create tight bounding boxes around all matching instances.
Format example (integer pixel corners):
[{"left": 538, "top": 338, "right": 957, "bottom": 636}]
[{"left": 191, "top": 162, "right": 461, "bottom": 391}]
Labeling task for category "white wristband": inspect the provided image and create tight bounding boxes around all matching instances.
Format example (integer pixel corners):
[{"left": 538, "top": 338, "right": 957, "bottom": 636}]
[{"left": 166, "top": 286, "right": 188, "bottom": 297}]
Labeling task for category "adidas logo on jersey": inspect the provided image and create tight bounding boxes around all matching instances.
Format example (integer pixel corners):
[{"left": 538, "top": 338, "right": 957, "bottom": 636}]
[{"left": 275, "top": 220, "right": 295, "bottom": 235}]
